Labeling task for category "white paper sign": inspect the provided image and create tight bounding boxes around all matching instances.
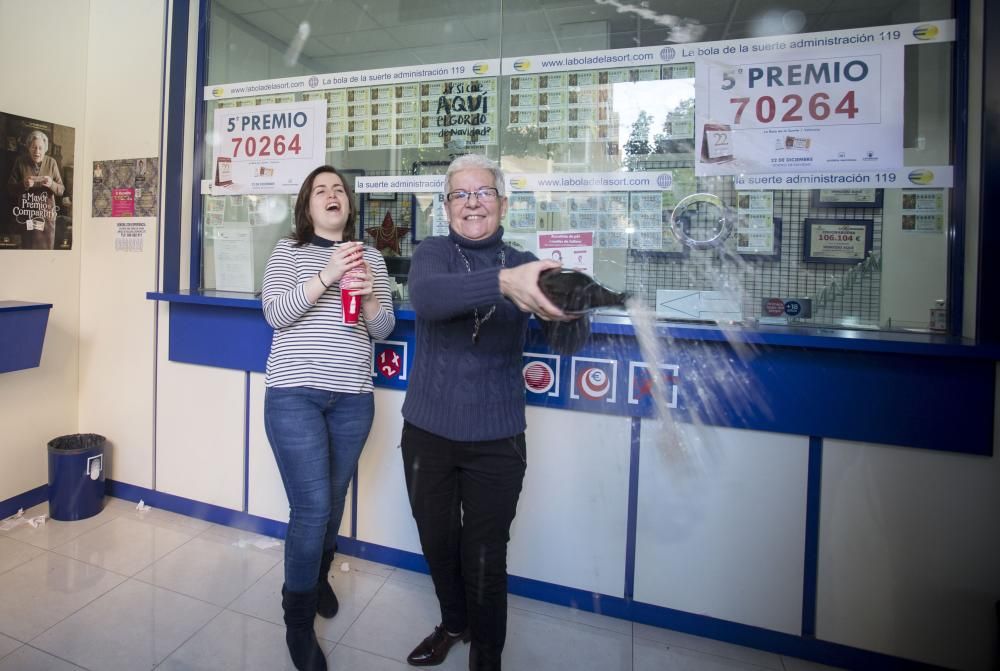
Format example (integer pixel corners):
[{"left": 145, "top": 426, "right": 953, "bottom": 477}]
[
  {"left": 211, "top": 100, "right": 327, "bottom": 195},
  {"left": 696, "top": 46, "right": 904, "bottom": 176},
  {"left": 114, "top": 222, "right": 145, "bottom": 252},
  {"left": 537, "top": 231, "right": 594, "bottom": 275}
]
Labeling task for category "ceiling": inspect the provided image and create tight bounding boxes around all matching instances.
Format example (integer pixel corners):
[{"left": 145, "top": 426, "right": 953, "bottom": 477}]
[{"left": 210, "top": 0, "right": 944, "bottom": 76}]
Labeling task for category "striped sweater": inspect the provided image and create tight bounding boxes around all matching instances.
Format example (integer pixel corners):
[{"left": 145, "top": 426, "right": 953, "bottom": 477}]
[{"left": 262, "top": 236, "right": 395, "bottom": 393}]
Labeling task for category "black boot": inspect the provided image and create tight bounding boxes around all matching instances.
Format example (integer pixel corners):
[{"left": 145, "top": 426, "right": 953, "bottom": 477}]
[
  {"left": 316, "top": 547, "right": 339, "bottom": 618},
  {"left": 281, "top": 586, "right": 327, "bottom": 671}
]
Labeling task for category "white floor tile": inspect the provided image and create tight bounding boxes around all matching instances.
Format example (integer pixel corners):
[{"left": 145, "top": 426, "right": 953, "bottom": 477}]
[
  {"left": 339, "top": 553, "right": 395, "bottom": 578},
  {"left": 197, "top": 523, "right": 284, "bottom": 557},
  {"left": 1, "top": 502, "right": 123, "bottom": 550},
  {"left": 31, "top": 579, "right": 220, "bottom": 671},
  {"left": 157, "top": 608, "right": 334, "bottom": 671},
  {"left": 118, "top": 503, "right": 214, "bottom": 533},
  {"left": 634, "top": 622, "right": 784, "bottom": 669},
  {"left": 227, "top": 560, "right": 387, "bottom": 643},
  {"left": 340, "top": 578, "right": 470, "bottom": 669},
  {"left": 50, "top": 515, "right": 196, "bottom": 576},
  {"left": 0, "top": 553, "right": 125, "bottom": 641},
  {"left": 0, "top": 645, "right": 86, "bottom": 671},
  {"left": 135, "top": 534, "right": 280, "bottom": 606},
  {"left": 0, "top": 633, "right": 19, "bottom": 659},
  {"left": 635, "top": 636, "right": 773, "bottom": 671},
  {"left": 329, "top": 643, "right": 413, "bottom": 670},
  {"left": 385, "top": 566, "right": 435, "bottom": 588},
  {"left": 782, "top": 655, "right": 848, "bottom": 671},
  {"left": 508, "top": 593, "right": 633, "bottom": 635},
  {"left": 503, "top": 606, "right": 633, "bottom": 671},
  {"left": 0, "top": 536, "right": 44, "bottom": 575}
]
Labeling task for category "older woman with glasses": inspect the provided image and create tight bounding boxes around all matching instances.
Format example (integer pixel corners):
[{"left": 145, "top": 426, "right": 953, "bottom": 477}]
[
  {"left": 7, "top": 130, "right": 65, "bottom": 249},
  {"left": 400, "top": 154, "right": 588, "bottom": 671}
]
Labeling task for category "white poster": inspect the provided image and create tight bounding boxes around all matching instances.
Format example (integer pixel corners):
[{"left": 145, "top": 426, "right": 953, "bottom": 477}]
[
  {"left": 696, "top": 46, "right": 904, "bottom": 177},
  {"left": 537, "top": 231, "right": 594, "bottom": 274},
  {"left": 211, "top": 100, "right": 327, "bottom": 195}
]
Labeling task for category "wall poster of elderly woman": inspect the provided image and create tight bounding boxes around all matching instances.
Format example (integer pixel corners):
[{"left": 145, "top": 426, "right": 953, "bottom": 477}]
[{"left": 1, "top": 112, "right": 75, "bottom": 250}]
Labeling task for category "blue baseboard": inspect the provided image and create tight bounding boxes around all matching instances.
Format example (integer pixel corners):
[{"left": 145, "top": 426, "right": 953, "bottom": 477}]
[
  {"left": 0, "top": 484, "right": 47, "bottom": 520},
  {"left": 87, "top": 480, "right": 943, "bottom": 671}
]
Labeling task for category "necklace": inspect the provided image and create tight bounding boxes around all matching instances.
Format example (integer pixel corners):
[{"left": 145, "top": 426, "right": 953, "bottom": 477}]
[{"left": 454, "top": 243, "right": 506, "bottom": 344}]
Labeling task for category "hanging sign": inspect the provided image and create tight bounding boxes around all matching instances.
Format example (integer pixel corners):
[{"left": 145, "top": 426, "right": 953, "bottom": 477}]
[
  {"left": 210, "top": 100, "right": 326, "bottom": 195},
  {"left": 696, "top": 45, "right": 903, "bottom": 176}
]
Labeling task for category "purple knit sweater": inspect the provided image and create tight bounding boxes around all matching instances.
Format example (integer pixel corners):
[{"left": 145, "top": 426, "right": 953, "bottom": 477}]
[{"left": 402, "top": 227, "right": 587, "bottom": 441}]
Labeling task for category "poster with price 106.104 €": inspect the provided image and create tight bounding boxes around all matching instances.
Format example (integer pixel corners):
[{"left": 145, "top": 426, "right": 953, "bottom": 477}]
[{"left": 211, "top": 99, "right": 326, "bottom": 195}]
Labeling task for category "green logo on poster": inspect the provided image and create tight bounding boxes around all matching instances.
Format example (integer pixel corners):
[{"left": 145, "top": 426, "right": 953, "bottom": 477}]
[
  {"left": 908, "top": 169, "right": 934, "bottom": 185},
  {"left": 912, "top": 25, "right": 939, "bottom": 40},
  {"left": 513, "top": 59, "right": 531, "bottom": 72}
]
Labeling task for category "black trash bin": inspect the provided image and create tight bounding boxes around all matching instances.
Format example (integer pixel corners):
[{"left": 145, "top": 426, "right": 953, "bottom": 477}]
[{"left": 47, "top": 433, "right": 106, "bottom": 521}]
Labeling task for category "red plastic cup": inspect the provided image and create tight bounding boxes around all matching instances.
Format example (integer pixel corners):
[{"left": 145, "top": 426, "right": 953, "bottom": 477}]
[{"left": 341, "top": 268, "right": 363, "bottom": 325}]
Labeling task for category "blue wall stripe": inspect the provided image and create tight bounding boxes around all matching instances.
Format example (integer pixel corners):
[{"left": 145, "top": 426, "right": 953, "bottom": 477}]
[
  {"left": 161, "top": 0, "right": 190, "bottom": 293},
  {"left": 0, "top": 485, "right": 48, "bottom": 521},
  {"left": 350, "top": 469, "right": 359, "bottom": 538},
  {"left": 802, "top": 436, "right": 823, "bottom": 637},
  {"left": 948, "top": 0, "right": 971, "bottom": 335},
  {"left": 189, "top": 0, "right": 209, "bottom": 290},
  {"left": 243, "top": 372, "right": 250, "bottom": 513},
  {"left": 624, "top": 416, "right": 641, "bottom": 599}
]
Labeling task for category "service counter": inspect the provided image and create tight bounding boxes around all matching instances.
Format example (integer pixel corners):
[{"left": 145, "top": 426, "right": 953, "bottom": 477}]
[
  {"left": 144, "top": 291, "right": 1000, "bottom": 669},
  {"left": 0, "top": 301, "right": 52, "bottom": 374}
]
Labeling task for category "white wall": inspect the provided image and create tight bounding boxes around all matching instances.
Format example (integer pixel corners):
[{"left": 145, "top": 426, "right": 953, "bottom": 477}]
[
  {"left": 77, "top": 0, "right": 164, "bottom": 488},
  {"left": 634, "top": 422, "right": 809, "bottom": 635},
  {"left": 817, "top": 436, "right": 1000, "bottom": 670},
  {"left": 0, "top": 0, "right": 90, "bottom": 502}
]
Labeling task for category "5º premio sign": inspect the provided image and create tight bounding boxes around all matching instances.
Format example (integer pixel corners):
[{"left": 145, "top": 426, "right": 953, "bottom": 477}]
[
  {"left": 211, "top": 100, "right": 326, "bottom": 195},
  {"left": 697, "top": 42, "right": 904, "bottom": 177}
]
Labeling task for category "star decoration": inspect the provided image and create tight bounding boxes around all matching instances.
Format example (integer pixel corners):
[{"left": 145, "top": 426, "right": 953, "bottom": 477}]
[{"left": 367, "top": 210, "right": 409, "bottom": 256}]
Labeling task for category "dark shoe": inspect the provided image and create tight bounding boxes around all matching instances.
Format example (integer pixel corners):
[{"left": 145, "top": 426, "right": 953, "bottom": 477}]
[
  {"left": 316, "top": 547, "right": 339, "bottom": 618},
  {"left": 281, "top": 586, "right": 327, "bottom": 671},
  {"left": 406, "top": 625, "right": 470, "bottom": 666}
]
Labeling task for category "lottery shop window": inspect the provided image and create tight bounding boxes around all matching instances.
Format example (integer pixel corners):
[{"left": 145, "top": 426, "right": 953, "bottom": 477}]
[{"left": 195, "top": 0, "right": 969, "bottom": 336}]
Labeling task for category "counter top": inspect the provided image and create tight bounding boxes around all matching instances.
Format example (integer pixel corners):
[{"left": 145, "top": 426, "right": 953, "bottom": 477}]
[
  {"left": 146, "top": 290, "right": 999, "bottom": 360},
  {"left": 0, "top": 301, "right": 54, "bottom": 312}
]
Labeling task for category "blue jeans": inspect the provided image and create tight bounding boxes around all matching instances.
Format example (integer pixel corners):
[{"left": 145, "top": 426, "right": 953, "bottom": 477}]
[{"left": 264, "top": 386, "right": 374, "bottom": 592}]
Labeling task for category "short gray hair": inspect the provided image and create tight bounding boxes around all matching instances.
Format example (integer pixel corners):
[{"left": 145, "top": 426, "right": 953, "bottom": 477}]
[
  {"left": 444, "top": 154, "right": 506, "bottom": 199},
  {"left": 26, "top": 130, "right": 49, "bottom": 153}
]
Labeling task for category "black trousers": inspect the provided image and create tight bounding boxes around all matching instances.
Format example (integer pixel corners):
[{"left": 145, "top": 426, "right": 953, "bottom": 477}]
[{"left": 401, "top": 421, "right": 527, "bottom": 661}]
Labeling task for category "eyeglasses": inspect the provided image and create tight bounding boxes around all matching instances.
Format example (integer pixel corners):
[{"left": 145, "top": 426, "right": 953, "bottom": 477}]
[{"left": 445, "top": 187, "right": 500, "bottom": 203}]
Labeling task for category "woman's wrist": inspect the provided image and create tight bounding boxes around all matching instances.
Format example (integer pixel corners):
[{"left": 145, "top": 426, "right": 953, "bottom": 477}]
[{"left": 317, "top": 271, "right": 332, "bottom": 289}]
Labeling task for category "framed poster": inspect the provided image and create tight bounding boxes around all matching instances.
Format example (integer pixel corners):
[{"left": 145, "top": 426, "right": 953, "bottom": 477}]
[
  {"left": 802, "top": 218, "right": 874, "bottom": 264},
  {"left": 810, "top": 188, "right": 884, "bottom": 209},
  {"left": 1, "top": 111, "right": 75, "bottom": 250},
  {"left": 736, "top": 217, "right": 782, "bottom": 261}
]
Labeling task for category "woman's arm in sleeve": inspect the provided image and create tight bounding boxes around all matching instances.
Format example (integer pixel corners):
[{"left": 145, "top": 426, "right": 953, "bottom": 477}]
[
  {"left": 363, "top": 250, "right": 396, "bottom": 340},
  {"left": 407, "top": 237, "right": 503, "bottom": 321},
  {"left": 261, "top": 241, "right": 314, "bottom": 328}
]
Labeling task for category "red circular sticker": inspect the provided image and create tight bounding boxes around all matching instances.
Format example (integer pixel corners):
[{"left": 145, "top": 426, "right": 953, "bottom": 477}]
[{"left": 764, "top": 298, "right": 785, "bottom": 317}]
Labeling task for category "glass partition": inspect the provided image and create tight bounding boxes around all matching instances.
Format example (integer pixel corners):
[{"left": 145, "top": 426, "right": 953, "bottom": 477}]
[{"left": 199, "top": 0, "right": 960, "bottom": 334}]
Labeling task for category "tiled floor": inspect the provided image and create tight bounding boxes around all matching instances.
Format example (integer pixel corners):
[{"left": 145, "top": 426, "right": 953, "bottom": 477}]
[{"left": 0, "top": 497, "right": 843, "bottom": 671}]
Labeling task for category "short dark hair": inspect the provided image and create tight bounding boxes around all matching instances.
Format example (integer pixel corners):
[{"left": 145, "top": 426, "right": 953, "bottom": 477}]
[{"left": 291, "top": 165, "right": 357, "bottom": 246}]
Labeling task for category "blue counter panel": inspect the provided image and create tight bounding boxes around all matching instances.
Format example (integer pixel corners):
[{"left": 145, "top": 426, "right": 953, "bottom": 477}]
[
  {"left": 153, "top": 297, "right": 995, "bottom": 455},
  {"left": 168, "top": 302, "right": 272, "bottom": 373},
  {"left": 517, "top": 330, "right": 994, "bottom": 454},
  {"left": 0, "top": 302, "right": 52, "bottom": 373}
]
